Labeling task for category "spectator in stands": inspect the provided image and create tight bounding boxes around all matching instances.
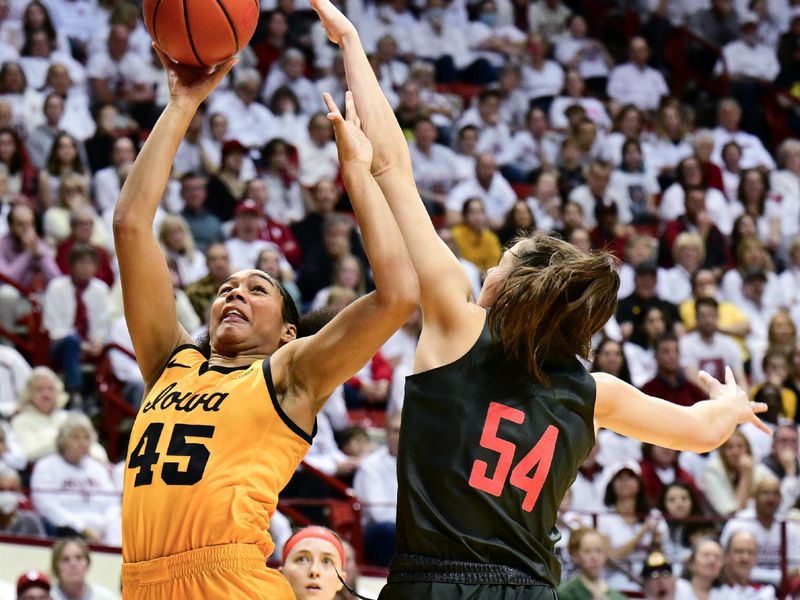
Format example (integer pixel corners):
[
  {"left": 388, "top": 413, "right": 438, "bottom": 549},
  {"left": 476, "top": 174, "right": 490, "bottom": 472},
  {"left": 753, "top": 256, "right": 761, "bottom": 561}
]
[
  {"left": 551, "top": 71, "right": 612, "bottom": 135},
  {"left": 617, "top": 234, "right": 657, "bottom": 299},
  {"left": 240, "top": 178, "right": 301, "bottom": 268},
  {"left": 623, "top": 305, "right": 668, "bottom": 387},
  {"left": 179, "top": 172, "right": 222, "bottom": 253},
  {"left": 199, "top": 111, "right": 257, "bottom": 180},
  {"left": 609, "top": 139, "right": 659, "bottom": 225},
  {"left": 281, "top": 526, "right": 347, "bottom": 600},
  {"left": 521, "top": 32, "right": 564, "bottom": 113},
  {"left": 680, "top": 297, "right": 745, "bottom": 386},
  {"left": 43, "top": 244, "right": 110, "bottom": 398},
  {"left": 658, "top": 233, "right": 706, "bottom": 305},
  {"left": 86, "top": 25, "right": 154, "bottom": 124},
  {"left": 616, "top": 261, "right": 682, "bottom": 340},
  {"left": 31, "top": 414, "right": 118, "bottom": 544},
  {"left": 640, "top": 551, "right": 677, "bottom": 600},
  {"left": 44, "top": 176, "right": 108, "bottom": 251},
  {"left": 373, "top": 34, "right": 409, "bottom": 98},
  {"left": 761, "top": 425, "right": 799, "bottom": 494},
  {"left": 0, "top": 341, "right": 29, "bottom": 417},
  {"left": 92, "top": 136, "right": 136, "bottom": 214},
  {"left": 106, "top": 314, "right": 144, "bottom": 408},
  {"left": 720, "top": 530, "right": 777, "bottom": 598},
  {"left": 353, "top": 411, "right": 400, "bottom": 567},
  {"left": 15, "top": 570, "right": 51, "bottom": 600},
  {"left": 50, "top": 537, "right": 116, "bottom": 600},
  {"left": 255, "top": 246, "right": 301, "bottom": 309},
  {"left": 450, "top": 198, "right": 502, "bottom": 273},
  {"left": 497, "top": 200, "right": 536, "bottom": 246},
  {"left": 498, "top": 107, "right": 559, "bottom": 182},
  {"left": 209, "top": 68, "right": 276, "bottom": 149},
  {"left": 225, "top": 199, "right": 282, "bottom": 273},
  {"left": 597, "top": 461, "right": 666, "bottom": 593},
  {"left": 777, "top": 237, "right": 800, "bottom": 309},
  {"left": 0, "top": 203, "right": 61, "bottom": 333},
  {"left": 297, "top": 112, "right": 339, "bottom": 188},
  {"left": 702, "top": 429, "right": 771, "bottom": 516},
  {"left": 41, "top": 64, "right": 94, "bottom": 143},
  {"left": 660, "top": 159, "right": 733, "bottom": 241},
  {"left": 570, "top": 160, "right": 630, "bottom": 229},
  {"left": 259, "top": 138, "right": 305, "bottom": 226},
  {"left": 10, "top": 367, "right": 99, "bottom": 464},
  {"left": 184, "top": 242, "right": 230, "bottom": 324},
  {"left": 206, "top": 139, "right": 247, "bottom": 223},
  {"left": 606, "top": 37, "right": 669, "bottom": 112},
  {"left": 769, "top": 139, "right": 800, "bottom": 205},
  {"left": 659, "top": 483, "right": 711, "bottom": 572},
  {"left": 554, "top": 16, "right": 613, "bottom": 96},
  {"left": 689, "top": 0, "right": 740, "bottom": 49},
  {"left": 158, "top": 215, "right": 207, "bottom": 290},
  {"left": 0, "top": 127, "right": 35, "bottom": 197},
  {"left": 650, "top": 100, "right": 694, "bottom": 179},
  {"left": 592, "top": 337, "right": 633, "bottom": 384},
  {"left": 172, "top": 107, "right": 204, "bottom": 179},
  {"left": 310, "top": 255, "right": 365, "bottom": 311},
  {"left": 641, "top": 444, "right": 703, "bottom": 509},
  {"left": 0, "top": 64, "right": 43, "bottom": 138},
  {"left": 557, "top": 528, "right": 626, "bottom": 600},
  {"left": 720, "top": 475, "right": 799, "bottom": 588},
  {"left": 262, "top": 48, "right": 319, "bottom": 113},
  {"left": 445, "top": 153, "right": 516, "bottom": 228},
  {"left": 19, "top": 27, "right": 84, "bottom": 95},
  {"left": 54, "top": 206, "right": 113, "bottom": 287},
  {"left": 527, "top": 0, "right": 571, "bottom": 38},
  {"left": 457, "top": 89, "right": 513, "bottom": 161},
  {"left": 642, "top": 333, "right": 708, "bottom": 407},
  {"left": 409, "top": 117, "right": 461, "bottom": 213},
  {"left": 26, "top": 93, "right": 66, "bottom": 169},
  {"left": 0, "top": 462, "right": 45, "bottom": 537},
  {"left": 675, "top": 538, "right": 726, "bottom": 599},
  {"left": 680, "top": 268, "right": 749, "bottom": 344},
  {"left": 711, "top": 98, "right": 776, "bottom": 170},
  {"left": 721, "top": 236, "right": 780, "bottom": 307}
]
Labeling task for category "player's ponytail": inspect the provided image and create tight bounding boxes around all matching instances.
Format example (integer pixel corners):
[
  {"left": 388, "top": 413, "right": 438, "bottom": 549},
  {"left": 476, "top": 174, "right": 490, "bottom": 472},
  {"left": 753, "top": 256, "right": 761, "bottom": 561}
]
[{"left": 487, "top": 232, "right": 619, "bottom": 384}]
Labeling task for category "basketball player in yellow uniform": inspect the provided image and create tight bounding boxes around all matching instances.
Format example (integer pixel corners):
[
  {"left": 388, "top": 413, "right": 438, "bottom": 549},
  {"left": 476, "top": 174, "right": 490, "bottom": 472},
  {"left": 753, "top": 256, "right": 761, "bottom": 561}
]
[{"left": 115, "top": 50, "right": 417, "bottom": 599}]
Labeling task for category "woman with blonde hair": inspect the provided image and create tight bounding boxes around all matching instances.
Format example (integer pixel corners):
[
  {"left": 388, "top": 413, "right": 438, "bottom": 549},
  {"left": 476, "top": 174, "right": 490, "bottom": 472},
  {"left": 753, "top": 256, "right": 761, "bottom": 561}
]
[
  {"left": 10, "top": 367, "right": 106, "bottom": 464},
  {"left": 658, "top": 232, "right": 706, "bottom": 305},
  {"left": 158, "top": 214, "right": 207, "bottom": 288},
  {"left": 701, "top": 430, "right": 771, "bottom": 516},
  {"left": 43, "top": 174, "right": 109, "bottom": 249},
  {"left": 50, "top": 537, "right": 116, "bottom": 600},
  {"left": 557, "top": 528, "right": 626, "bottom": 600}
]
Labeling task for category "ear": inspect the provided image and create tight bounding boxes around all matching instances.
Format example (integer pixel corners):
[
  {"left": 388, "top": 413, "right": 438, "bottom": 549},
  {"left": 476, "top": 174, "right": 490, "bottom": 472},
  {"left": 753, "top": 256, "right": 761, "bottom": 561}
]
[{"left": 280, "top": 322, "right": 297, "bottom": 345}]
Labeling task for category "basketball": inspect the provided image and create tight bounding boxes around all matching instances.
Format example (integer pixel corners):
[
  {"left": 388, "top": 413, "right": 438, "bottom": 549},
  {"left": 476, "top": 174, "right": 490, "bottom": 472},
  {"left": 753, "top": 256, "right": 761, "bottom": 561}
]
[{"left": 143, "top": 0, "right": 259, "bottom": 68}]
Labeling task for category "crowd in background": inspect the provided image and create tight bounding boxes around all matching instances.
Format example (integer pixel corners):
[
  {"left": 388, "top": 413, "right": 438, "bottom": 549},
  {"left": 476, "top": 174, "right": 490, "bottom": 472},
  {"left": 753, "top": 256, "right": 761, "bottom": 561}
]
[{"left": 1, "top": 0, "right": 800, "bottom": 596}]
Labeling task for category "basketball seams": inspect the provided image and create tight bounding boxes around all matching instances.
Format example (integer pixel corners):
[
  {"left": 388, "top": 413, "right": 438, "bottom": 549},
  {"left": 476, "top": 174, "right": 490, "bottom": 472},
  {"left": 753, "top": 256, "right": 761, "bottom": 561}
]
[
  {"left": 182, "top": 0, "right": 208, "bottom": 67},
  {"left": 213, "top": 0, "right": 240, "bottom": 53}
]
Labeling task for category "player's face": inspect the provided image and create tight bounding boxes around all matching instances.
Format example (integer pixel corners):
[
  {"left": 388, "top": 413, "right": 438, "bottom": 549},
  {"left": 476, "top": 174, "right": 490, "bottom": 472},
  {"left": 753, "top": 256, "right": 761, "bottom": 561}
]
[
  {"left": 477, "top": 244, "right": 518, "bottom": 307},
  {"left": 282, "top": 539, "right": 344, "bottom": 600},
  {"left": 209, "top": 270, "right": 296, "bottom": 357}
]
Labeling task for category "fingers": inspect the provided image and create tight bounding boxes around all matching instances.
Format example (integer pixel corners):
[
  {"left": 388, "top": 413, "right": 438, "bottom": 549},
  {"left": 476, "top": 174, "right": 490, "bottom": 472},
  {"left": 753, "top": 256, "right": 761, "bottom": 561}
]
[
  {"left": 750, "top": 401, "right": 768, "bottom": 415},
  {"left": 344, "top": 90, "right": 357, "bottom": 124},
  {"left": 725, "top": 365, "right": 735, "bottom": 387},
  {"left": 698, "top": 370, "right": 722, "bottom": 395},
  {"left": 751, "top": 413, "right": 774, "bottom": 436},
  {"left": 323, "top": 92, "right": 344, "bottom": 124}
]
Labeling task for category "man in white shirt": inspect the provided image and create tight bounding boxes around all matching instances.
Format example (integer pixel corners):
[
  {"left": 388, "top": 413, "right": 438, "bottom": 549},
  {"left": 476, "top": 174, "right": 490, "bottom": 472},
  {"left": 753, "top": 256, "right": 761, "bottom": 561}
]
[
  {"left": 261, "top": 48, "right": 321, "bottom": 113},
  {"left": 43, "top": 245, "right": 110, "bottom": 395},
  {"left": 207, "top": 68, "right": 277, "bottom": 149},
  {"left": 353, "top": 411, "right": 401, "bottom": 567},
  {"left": 679, "top": 296, "right": 746, "bottom": 388},
  {"left": 86, "top": 25, "right": 153, "bottom": 112},
  {"left": 455, "top": 89, "right": 513, "bottom": 160},
  {"left": 93, "top": 137, "right": 136, "bottom": 213},
  {"left": 296, "top": 112, "right": 339, "bottom": 187},
  {"left": 497, "top": 107, "right": 561, "bottom": 179},
  {"left": 445, "top": 153, "right": 517, "bottom": 228},
  {"left": 408, "top": 118, "right": 462, "bottom": 213},
  {"left": 569, "top": 160, "right": 631, "bottom": 227},
  {"left": 711, "top": 98, "right": 776, "bottom": 170},
  {"left": 413, "top": 0, "right": 475, "bottom": 79},
  {"left": 717, "top": 13, "right": 780, "bottom": 82},
  {"left": 522, "top": 33, "right": 565, "bottom": 107},
  {"left": 606, "top": 37, "right": 669, "bottom": 112},
  {"left": 720, "top": 531, "right": 778, "bottom": 599}
]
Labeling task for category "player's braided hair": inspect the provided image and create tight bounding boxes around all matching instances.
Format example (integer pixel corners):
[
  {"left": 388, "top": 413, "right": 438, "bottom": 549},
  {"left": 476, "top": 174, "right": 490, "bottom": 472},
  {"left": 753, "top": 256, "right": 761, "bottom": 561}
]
[{"left": 487, "top": 232, "right": 619, "bottom": 385}]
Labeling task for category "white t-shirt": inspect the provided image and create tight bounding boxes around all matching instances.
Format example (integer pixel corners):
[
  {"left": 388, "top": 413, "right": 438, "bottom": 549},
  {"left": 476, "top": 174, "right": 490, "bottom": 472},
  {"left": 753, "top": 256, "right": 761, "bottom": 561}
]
[
  {"left": 679, "top": 331, "right": 743, "bottom": 382},
  {"left": 606, "top": 63, "right": 669, "bottom": 111}
]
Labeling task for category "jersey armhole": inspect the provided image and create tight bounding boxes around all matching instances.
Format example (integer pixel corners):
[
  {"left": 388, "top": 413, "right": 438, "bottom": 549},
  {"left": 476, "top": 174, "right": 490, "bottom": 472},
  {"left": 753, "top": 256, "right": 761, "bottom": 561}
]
[{"left": 262, "top": 358, "right": 317, "bottom": 445}]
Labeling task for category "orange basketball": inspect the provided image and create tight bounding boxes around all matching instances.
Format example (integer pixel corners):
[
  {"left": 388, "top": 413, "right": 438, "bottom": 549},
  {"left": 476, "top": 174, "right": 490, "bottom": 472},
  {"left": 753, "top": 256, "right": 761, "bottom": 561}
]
[{"left": 143, "top": 0, "right": 259, "bottom": 68}]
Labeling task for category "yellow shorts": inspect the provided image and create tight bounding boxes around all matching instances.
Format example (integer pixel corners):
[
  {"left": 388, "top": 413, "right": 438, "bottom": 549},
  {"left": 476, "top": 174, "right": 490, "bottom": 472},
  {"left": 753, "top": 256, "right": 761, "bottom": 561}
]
[{"left": 121, "top": 543, "right": 294, "bottom": 600}]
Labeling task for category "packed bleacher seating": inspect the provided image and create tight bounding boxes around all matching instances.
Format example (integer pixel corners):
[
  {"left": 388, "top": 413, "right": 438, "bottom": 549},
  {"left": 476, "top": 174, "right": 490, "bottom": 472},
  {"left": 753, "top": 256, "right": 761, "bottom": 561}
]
[{"left": 3, "top": 0, "right": 800, "bottom": 596}]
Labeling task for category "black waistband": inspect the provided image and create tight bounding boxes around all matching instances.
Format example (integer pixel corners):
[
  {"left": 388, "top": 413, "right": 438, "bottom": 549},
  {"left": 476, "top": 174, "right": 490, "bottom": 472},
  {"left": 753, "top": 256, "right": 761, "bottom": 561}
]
[{"left": 387, "top": 554, "right": 550, "bottom": 587}]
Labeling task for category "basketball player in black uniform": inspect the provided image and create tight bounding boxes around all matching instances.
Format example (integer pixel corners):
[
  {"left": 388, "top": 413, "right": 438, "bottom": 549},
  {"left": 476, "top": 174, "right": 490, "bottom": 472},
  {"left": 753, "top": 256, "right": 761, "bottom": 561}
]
[{"left": 310, "top": 2, "right": 771, "bottom": 597}]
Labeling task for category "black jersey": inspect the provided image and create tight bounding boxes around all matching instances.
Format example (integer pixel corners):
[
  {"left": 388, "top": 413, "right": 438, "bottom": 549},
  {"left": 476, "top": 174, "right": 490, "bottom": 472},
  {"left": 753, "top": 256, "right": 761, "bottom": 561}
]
[{"left": 394, "top": 317, "right": 596, "bottom": 587}]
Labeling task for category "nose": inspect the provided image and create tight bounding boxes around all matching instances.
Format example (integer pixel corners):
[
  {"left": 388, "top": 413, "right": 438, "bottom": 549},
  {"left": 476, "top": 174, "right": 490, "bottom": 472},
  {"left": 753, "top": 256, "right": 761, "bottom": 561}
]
[{"left": 225, "top": 286, "right": 245, "bottom": 303}]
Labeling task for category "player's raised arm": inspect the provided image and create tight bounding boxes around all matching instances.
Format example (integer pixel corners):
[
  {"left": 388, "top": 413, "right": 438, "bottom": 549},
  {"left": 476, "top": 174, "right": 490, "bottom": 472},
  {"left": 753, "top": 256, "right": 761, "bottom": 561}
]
[
  {"left": 593, "top": 367, "right": 770, "bottom": 453},
  {"left": 113, "top": 49, "right": 236, "bottom": 388},
  {"left": 272, "top": 92, "right": 417, "bottom": 430},
  {"left": 310, "top": 0, "right": 473, "bottom": 331}
]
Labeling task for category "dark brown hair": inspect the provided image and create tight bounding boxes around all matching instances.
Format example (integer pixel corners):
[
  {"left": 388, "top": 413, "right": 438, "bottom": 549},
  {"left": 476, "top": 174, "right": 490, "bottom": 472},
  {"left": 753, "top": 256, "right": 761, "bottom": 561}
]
[{"left": 487, "top": 232, "right": 619, "bottom": 384}]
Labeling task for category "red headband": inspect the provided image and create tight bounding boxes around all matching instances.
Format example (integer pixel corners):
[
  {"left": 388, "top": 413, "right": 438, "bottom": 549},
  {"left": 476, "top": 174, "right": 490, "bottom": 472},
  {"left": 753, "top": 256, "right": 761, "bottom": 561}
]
[{"left": 282, "top": 526, "right": 345, "bottom": 566}]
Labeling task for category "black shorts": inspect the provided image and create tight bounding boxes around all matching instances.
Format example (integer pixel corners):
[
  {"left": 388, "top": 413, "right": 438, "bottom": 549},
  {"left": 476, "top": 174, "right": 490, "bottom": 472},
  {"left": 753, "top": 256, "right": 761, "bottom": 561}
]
[{"left": 377, "top": 554, "right": 557, "bottom": 600}]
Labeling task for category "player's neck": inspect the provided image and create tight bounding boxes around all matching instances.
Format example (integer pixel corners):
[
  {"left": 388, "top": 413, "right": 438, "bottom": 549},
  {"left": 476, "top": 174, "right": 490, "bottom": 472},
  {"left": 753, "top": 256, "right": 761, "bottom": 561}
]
[{"left": 208, "top": 350, "right": 265, "bottom": 369}]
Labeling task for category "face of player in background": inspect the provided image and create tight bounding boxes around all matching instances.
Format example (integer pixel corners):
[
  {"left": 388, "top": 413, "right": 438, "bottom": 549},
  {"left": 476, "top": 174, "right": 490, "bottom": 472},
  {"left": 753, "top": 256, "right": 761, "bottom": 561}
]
[{"left": 282, "top": 538, "right": 345, "bottom": 600}]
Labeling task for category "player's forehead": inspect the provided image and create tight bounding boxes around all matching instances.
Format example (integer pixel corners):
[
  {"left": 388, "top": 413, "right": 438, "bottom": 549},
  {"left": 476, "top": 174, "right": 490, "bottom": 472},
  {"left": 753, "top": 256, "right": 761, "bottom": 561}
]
[
  {"left": 289, "top": 538, "right": 341, "bottom": 562},
  {"left": 222, "top": 270, "right": 277, "bottom": 288}
]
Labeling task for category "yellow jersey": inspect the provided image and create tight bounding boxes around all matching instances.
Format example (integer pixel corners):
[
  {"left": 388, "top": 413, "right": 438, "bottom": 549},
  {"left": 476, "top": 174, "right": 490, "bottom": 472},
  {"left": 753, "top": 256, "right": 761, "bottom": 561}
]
[{"left": 121, "top": 344, "right": 312, "bottom": 564}]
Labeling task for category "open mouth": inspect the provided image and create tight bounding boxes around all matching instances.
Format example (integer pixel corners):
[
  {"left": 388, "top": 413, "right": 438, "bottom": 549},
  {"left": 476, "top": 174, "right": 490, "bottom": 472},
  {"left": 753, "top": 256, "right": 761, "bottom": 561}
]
[{"left": 222, "top": 308, "right": 248, "bottom": 323}]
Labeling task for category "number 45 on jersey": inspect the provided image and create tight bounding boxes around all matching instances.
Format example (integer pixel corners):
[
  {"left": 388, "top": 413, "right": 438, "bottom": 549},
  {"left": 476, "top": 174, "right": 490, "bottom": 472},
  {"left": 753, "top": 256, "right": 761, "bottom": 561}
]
[{"left": 469, "top": 401, "right": 559, "bottom": 512}]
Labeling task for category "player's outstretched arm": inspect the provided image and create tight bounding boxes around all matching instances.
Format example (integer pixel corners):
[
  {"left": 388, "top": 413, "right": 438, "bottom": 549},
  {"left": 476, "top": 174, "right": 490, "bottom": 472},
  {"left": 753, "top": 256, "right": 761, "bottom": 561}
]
[
  {"left": 593, "top": 367, "right": 770, "bottom": 453},
  {"left": 273, "top": 93, "right": 417, "bottom": 429},
  {"left": 310, "top": 0, "right": 473, "bottom": 333},
  {"left": 113, "top": 48, "right": 236, "bottom": 388}
]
